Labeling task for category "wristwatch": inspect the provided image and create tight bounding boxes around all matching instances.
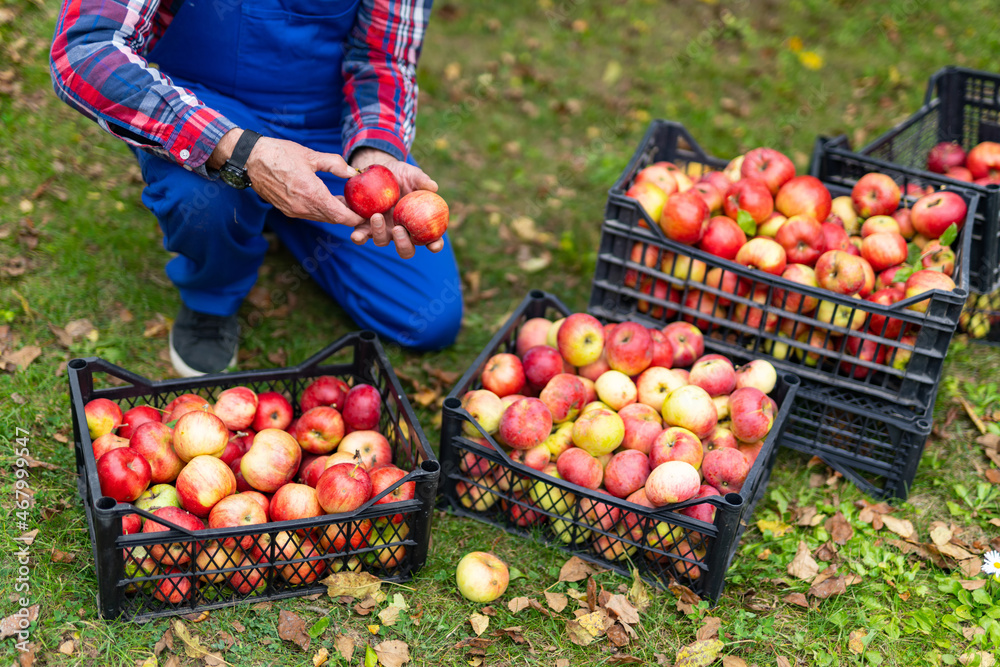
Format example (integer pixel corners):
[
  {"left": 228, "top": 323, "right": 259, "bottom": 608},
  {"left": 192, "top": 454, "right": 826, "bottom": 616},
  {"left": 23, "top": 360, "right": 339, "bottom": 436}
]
[{"left": 220, "top": 130, "right": 262, "bottom": 189}]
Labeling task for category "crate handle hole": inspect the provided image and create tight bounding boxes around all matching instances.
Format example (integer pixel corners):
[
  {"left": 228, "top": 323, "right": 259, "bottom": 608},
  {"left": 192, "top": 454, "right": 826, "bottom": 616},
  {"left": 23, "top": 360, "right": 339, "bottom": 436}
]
[
  {"left": 421, "top": 460, "right": 440, "bottom": 474},
  {"left": 360, "top": 330, "right": 376, "bottom": 342},
  {"left": 529, "top": 289, "right": 545, "bottom": 299},
  {"left": 724, "top": 493, "right": 744, "bottom": 508},
  {"left": 443, "top": 397, "right": 462, "bottom": 411},
  {"left": 987, "top": 184, "right": 1000, "bottom": 193},
  {"left": 783, "top": 374, "right": 801, "bottom": 386},
  {"left": 69, "top": 359, "right": 88, "bottom": 370},
  {"left": 96, "top": 497, "right": 117, "bottom": 511},
  {"left": 917, "top": 419, "right": 931, "bottom": 430}
]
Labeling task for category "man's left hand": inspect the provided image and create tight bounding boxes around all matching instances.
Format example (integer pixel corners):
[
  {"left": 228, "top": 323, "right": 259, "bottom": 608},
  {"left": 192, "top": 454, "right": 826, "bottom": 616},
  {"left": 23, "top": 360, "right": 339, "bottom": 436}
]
[{"left": 348, "top": 148, "right": 446, "bottom": 259}]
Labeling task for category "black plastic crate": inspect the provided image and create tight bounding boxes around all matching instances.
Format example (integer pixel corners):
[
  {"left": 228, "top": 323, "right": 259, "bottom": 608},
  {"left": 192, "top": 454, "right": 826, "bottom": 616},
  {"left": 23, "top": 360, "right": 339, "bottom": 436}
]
[
  {"left": 844, "top": 66, "right": 1000, "bottom": 293},
  {"left": 69, "top": 331, "right": 438, "bottom": 621},
  {"left": 780, "top": 378, "right": 933, "bottom": 501},
  {"left": 438, "top": 290, "right": 800, "bottom": 602},
  {"left": 591, "top": 120, "right": 977, "bottom": 418}
]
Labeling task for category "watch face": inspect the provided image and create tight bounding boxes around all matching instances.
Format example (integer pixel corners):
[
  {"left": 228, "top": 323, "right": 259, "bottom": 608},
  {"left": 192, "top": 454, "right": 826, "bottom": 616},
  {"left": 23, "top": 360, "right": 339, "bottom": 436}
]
[{"left": 221, "top": 166, "right": 249, "bottom": 189}]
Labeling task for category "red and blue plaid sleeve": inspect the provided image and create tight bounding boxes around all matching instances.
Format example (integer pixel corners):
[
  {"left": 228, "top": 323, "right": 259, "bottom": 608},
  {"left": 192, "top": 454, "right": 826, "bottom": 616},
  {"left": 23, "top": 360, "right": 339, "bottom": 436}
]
[
  {"left": 50, "top": 0, "right": 236, "bottom": 176},
  {"left": 342, "top": 0, "right": 433, "bottom": 162}
]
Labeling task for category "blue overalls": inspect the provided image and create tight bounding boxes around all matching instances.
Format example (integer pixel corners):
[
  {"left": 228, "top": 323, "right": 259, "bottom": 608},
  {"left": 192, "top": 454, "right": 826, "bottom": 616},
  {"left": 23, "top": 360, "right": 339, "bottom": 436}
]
[{"left": 135, "top": 0, "right": 462, "bottom": 350}]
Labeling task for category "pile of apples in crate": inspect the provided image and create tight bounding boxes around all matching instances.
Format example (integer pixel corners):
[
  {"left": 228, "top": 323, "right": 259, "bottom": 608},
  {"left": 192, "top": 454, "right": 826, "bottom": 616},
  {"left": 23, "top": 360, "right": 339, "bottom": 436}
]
[
  {"left": 624, "top": 147, "right": 969, "bottom": 375},
  {"left": 83, "top": 379, "right": 411, "bottom": 602},
  {"left": 925, "top": 140, "right": 1000, "bottom": 185},
  {"left": 459, "top": 313, "right": 780, "bottom": 570}
]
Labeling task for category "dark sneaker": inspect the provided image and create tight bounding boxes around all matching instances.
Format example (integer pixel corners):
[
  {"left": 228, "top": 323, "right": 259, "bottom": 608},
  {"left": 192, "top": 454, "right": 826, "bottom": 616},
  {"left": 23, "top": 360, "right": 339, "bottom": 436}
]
[{"left": 168, "top": 305, "right": 240, "bottom": 377}]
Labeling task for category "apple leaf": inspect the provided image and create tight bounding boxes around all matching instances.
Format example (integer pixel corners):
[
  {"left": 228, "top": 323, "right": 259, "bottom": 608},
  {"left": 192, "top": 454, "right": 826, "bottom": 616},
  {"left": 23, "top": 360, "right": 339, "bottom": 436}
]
[
  {"left": 736, "top": 209, "right": 757, "bottom": 237},
  {"left": 906, "top": 243, "right": 923, "bottom": 265},
  {"left": 893, "top": 265, "right": 914, "bottom": 283},
  {"left": 940, "top": 222, "right": 958, "bottom": 247}
]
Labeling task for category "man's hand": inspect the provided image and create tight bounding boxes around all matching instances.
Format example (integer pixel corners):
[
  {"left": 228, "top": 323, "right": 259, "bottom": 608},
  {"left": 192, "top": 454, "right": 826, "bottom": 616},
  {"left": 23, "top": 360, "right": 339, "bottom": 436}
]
[{"left": 348, "top": 147, "right": 446, "bottom": 259}]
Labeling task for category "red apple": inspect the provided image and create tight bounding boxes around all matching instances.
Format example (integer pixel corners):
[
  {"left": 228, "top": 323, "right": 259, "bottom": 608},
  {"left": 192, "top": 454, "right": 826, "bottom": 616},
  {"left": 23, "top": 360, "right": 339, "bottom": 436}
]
[
  {"left": 605, "top": 321, "right": 653, "bottom": 376},
  {"left": 521, "top": 345, "right": 564, "bottom": 388},
  {"left": 556, "top": 447, "right": 603, "bottom": 490},
  {"left": 270, "top": 483, "right": 324, "bottom": 522},
  {"left": 877, "top": 265, "right": 909, "bottom": 291},
  {"left": 648, "top": 329, "right": 674, "bottom": 368},
  {"left": 273, "top": 531, "right": 326, "bottom": 584},
  {"left": 728, "top": 387, "right": 775, "bottom": 443},
  {"left": 481, "top": 353, "right": 526, "bottom": 397},
  {"left": 604, "top": 450, "right": 651, "bottom": 498},
  {"left": 317, "top": 518, "right": 372, "bottom": 554},
  {"left": 650, "top": 426, "right": 703, "bottom": 470},
  {"left": 701, "top": 448, "right": 751, "bottom": 494},
  {"left": 300, "top": 375, "right": 350, "bottom": 412},
  {"left": 920, "top": 240, "right": 955, "bottom": 276},
  {"left": 967, "top": 141, "right": 1000, "bottom": 179},
  {"left": 516, "top": 318, "right": 553, "bottom": 358},
  {"left": 927, "top": 142, "right": 966, "bottom": 173},
  {"left": 861, "top": 215, "right": 900, "bottom": 237},
  {"left": 153, "top": 569, "right": 193, "bottom": 604},
  {"left": 735, "top": 237, "right": 787, "bottom": 275},
  {"left": 775, "top": 214, "right": 824, "bottom": 266},
  {"left": 85, "top": 398, "right": 123, "bottom": 439},
  {"left": 208, "top": 493, "right": 267, "bottom": 549},
  {"left": 911, "top": 191, "right": 967, "bottom": 239},
  {"left": 659, "top": 190, "right": 710, "bottom": 244},
  {"left": 904, "top": 269, "right": 956, "bottom": 312},
  {"left": 698, "top": 215, "right": 747, "bottom": 261},
  {"left": 679, "top": 485, "right": 722, "bottom": 523},
  {"left": 164, "top": 399, "right": 213, "bottom": 425},
  {"left": 645, "top": 460, "right": 701, "bottom": 506},
  {"left": 176, "top": 454, "right": 237, "bottom": 517},
  {"left": 316, "top": 462, "right": 372, "bottom": 514},
  {"left": 219, "top": 435, "right": 249, "bottom": 469},
  {"left": 299, "top": 454, "right": 330, "bottom": 488},
  {"left": 93, "top": 432, "right": 129, "bottom": 463},
  {"left": 661, "top": 384, "right": 717, "bottom": 439},
  {"left": 118, "top": 405, "right": 162, "bottom": 439},
  {"left": 819, "top": 220, "right": 853, "bottom": 254},
  {"left": 143, "top": 506, "right": 205, "bottom": 566},
  {"left": 691, "top": 181, "right": 724, "bottom": 213},
  {"left": 337, "top": 430, "right": 393, "bottom": 469},
  {"left": 741, "top": 147, "right": 796, "bottom": 195},
  {"left": 539, "top": 374, "right": 586, "bottom": 424},
  {"left": 129, "top": 421, "right": 184, "bottom": 484},
  {"left": 851, "top": 172, "right": 901, "bottom": 217},
  {"left": 702, "top": 426, "right": 738, "bottom": 453},
  {"left": 370, "top": 465, "right": 416, "bottom": 513},
  {"left": 163, "top": 393, "right": 207, "bottom": 415},
  {"left": 241, "top": 428, "right": 302, "bottom": 492},
  {"left": 97, "top": 447, "right": 151, "bottom": 502},
  {"left": 213, "top": 386, "right": 258, "bottom": 431},
  {"left": 734, "top": 285, "right": 780, "bottom": 333},
  {"left": 342, "top": 384, "right": 382, "bottom": 431},
  {"left": 815, "top": 250, "right": 867, "bottom": 295},
  {"left": 861, "top": 232, "right": 908, "bottom": 272},
  {"left": 252, "top": 391, "right": 293, "bottom": 431},
  {"left": 774, "top": 264, "right": 819, "bottom": 314},
  {"left": 393, "top": 190, "right": 449, "bottom": 245},
  {"left": 171, "top": 410, "right": 229, "bottom": 463},
  {"left": 344, "top": 164, "right": 400, "bottom": 218},
  {"left": 626, "top": 181, "right": 669, "bottom": 223},
  {"left": 227, "top": 551, "right": 269, "bottom": 595},
  {"left": 498, "top": 397, "right": 552, "bottom": 450},
  {"left": 634, "top": 162, "right": 679, "bottom": 195},
  {"left": 776, "top": 175, "right": 832, "bottom": 221},
  {"left": 723, "top": 178, "right": 774, "bottom": 224},
  {"left": 291, "top": 406, "right": 345, "bottom": 454},
  {"left": 688, "top": 355, "right": 736, "bottom": 396},
  {"left": 866, "top": 287, "right": 905, "bottom": 338},
  {"left": 946, "top": 166, "right": 974, "bottom": 182},
  {"left": 662, "top": 322, "right": 704, "bottom": 367},
  {"left": 841, "top": 335, "right": 888, "bottom": 379}
]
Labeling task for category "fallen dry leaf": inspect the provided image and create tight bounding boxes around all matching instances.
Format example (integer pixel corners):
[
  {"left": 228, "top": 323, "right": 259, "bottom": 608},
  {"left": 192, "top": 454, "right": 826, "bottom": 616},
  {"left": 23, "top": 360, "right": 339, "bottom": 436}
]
[
  {"left": 51, "top": 549, "right": 75, "bottom": 563},
  {"left": 929, "top": 522, "right": 953, "bottom": 546},
  {"left": 668, "top": 583, "right": 702, "bottom": 615},
  {"left": 143, "top": 314, "right": 172, "bottom": 339},
  {"left": 606, "top": 623, "right": 630, "bottom": 648},
  {"left": 628, "top": 568, "right": 650, "bottom": 612},
  {"left": 881, "top": 515, "right": 915, "bottom": 540},
  {"left": 153, "top": 628, "right": 173, "bottom": 655},
  {"left": 604, "top": 595, "right": 640, "bottom": 625},
  {"left": 566, "top": 619, "right": 597, "bottom": 646},
  {"left": 675, "top": 638, "right": 723, "bottom": 667},
  {"left": 354, "top": 595, "right": 379, "bottom": 616},
  {"left": 374, "top": 640, "right": 410, "bottom": 667},
  {"left": 508, "top": 597, "right": 531, "bottom": 614},
  {"left": 783, "top": 592, "right": 809, "bottom": 608},
  {"left": 278, "top": 610, "right": 310, "bottom": 651},
  {"left": 810, "top": 575, "right": 847, "bottom": 599},
  {"left": 756, "top": 518, "right": 793, "bottom": 536},
  {"left": 696, "top": 616, "right": 722, "bottom": 641},
  {"left": 960, "top": 651, "right": 996, "bottom": 667},
  {"left": 812, "top": 564, "right": 838, "bottom": 587},
  {"left": 796, "top": 506, "right": 818, "bottom": 526},
  {"left": 58, "top": 640, "right": 74, "bottom": 655},
  {"left": 577, "top": 608, "right": 613, "bottom": 637},
  {"left": 777, "top": 657, "right": 792, "bottom": 667},
  {"left": 64, "top": 318, "right": 97, "bottom": 342},
  {"left": 849, "top": 628, "right": 867, "bottom": 654},
  {"left": 323, "top": 571, "right": 382, "bottom": 600},
  {"left": 985, "top": 468, "right": 1000, "bottom": 484},
  {"left": 559, "top": 556, "right": 598, "bottom": 582},
  {"left": 722, "top": 657, "right": 748, "bottom": 667},
  {"left": 334, "top": 635, "right": 354, "bottom": 662},
  {"left": 2, "top": 345, "right": 41, "bottom": 371},
  {"left": 545, "top": 591, "right": 568, "bottom": 613},
  {"left": 825, "top": 512, "right": 854, "bottom": 545},
  {"left": 788, "top": 541, "right": 819, "bottom": 581},
  {"left": 311, "top": 647, "right": 329, "bottom": 666},
  {"left": 961, "top": 579, "right": 988, "bottom": 591},
  {"left": 469, "top": 613, "right": 489, "bottom": 636},
  {"left": 173, "top": 621, "right": 210, "bottom": 660}
]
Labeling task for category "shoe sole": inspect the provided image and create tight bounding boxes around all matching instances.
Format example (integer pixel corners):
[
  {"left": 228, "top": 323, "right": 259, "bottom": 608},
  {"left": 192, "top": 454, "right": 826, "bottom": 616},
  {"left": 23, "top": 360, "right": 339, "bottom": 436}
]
[{"left": 169, "top": 328, "right": 239, "bottom": 378}]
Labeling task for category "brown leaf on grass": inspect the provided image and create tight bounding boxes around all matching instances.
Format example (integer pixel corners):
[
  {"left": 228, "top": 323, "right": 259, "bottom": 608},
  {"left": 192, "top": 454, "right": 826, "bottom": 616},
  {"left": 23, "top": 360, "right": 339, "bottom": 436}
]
[
  {"left": 2, "top": 345, "right": 41, "bottom": 371},
  {"left": 608, "top": 654, "right": 643, "bottom": 664},
  {"left": 495, "top": 626, "right": 528, "bottom": 645},
  {"left": 696, "top": 616, "right": 722, "bottom": 640},
  {"left": 48, "top": 323, "right": 72, "bottom": 348},
  {"left": 65, "top": 318, "right": 97, "bottom": 341},
  {"left": 788, "top": 541, "right": 819, "bottom": 580},
  {"left": 559, "top": 556, "right": 598, "bottom": 582},
  {"left": 825, "top": 512, "right": 854, "bottom": 545},
  {"left": 881, "top": 515, "right": 915, "bottom": 539},
  {"left": 929, "top": 522, "right": 953, "bottom": 546},
  {"left": 604, "top": 595, "right": 640, "bottom": 625},
  {"left": 0, "top": 603, "right": 39, "bottom": 641},
  {"left": 508, "top": 597, "right": 531, "bottom": 614},
  {"left": 809, "top": 576, "right": 847, "bottom": 599},
  {"left": 669, "top": 583, "right": 702, "bottom": 615},
  {"left": 674, "top": 638, "right": 723, "bottom": 667},
  {"left": 163, "top": 657, "right": 180, "bottom": 667},
  {"left": 796, "top": 506, "right": 818, "bottom": 526},
  {"left": 354, "top": 596, "right": 378, "bottom": 616},
  {"left": 555, "top": 660, "right": 570, "bottom": 667},
  {"left": 374, "top": 640, "right": 410, "bottom": 667},
  {"left": 960, "top": 651, "right": 996, "bottom": 667},
  {"left": 848, "top": 628, "right": 867, "bottom": 654},
  {"left": 311, "top": 647, "right": 329, "bottom": 666},
  {"left": 323, "top": 571, "right": 382, "bottom": 599},
  {"left": 334, "top": 635, "right": 354, "bottom": 663},
  {"left": 812, "top": 565, "right": 838, "bottom": 587},
  {"left": 566, "top": 619, "right": 597, "bottom": 646},
  {"left": 529, "top": 598, "right": 554, "bottom": 617},
  {"left": 51, "top": 549, "right": 75, "bottom": 563},
  {"left": 887, "top": 538, "right": 946, "bottom": 567},
  {"left": 469, "top": 613, "right": 489, "bottom": 636},
  {"left": 722, "top": 657, "right": 748, "bottom": 667},
  {"left": 480, "top": 606, "right": 497, "bottom": 617},
  {"left": 844, "top": 573, "right": 863, "bottom": 587},
  {"left": 606, "top": 623, "right": 631, "bottom": 648},
  {"left": 961, "top": 579, "right": 988, "bottom": 590},
  {"left": 816, "top": 542, "right": 838, "bottom": 562},
  {"left": 856, "top": 501, "right": 891, "bottom": 529},
  {"left": 544, "top": 591, "right": 568, "bottom": 612},
  {"left": 783, "top": 593, "right": 809, "bottom": 608},
  {"left": 267, "top": 349, "right": 287, "bottom": 366},
  {"left": 153, "top": 628, "right": 173, "bottom": 655},
  {"left": 586, "top": 577, "right": 598, "bottom": 611},
  {"left": 777, "top": 657, "right": 792, "bottom": 667},
  {"left": 2, "top": 256, "right": 28, "bottom": 277},
  {"left": 421, "top": 362, "right": 461, "bottom": 387},
  {"left": 985, "top": 469, "right": 1000, "bottom": 484},
  {"left": 143, "top": 314, "right": 172, "bottom": 339}
]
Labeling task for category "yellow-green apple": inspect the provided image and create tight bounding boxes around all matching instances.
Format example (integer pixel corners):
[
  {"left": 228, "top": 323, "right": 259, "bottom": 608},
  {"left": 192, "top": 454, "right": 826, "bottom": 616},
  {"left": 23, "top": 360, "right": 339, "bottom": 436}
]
[
  {"left": 208, "top": 492, "right": 267, "bottom": 549},
  {"left": 723, "top": 155, "right": 745, "bottom": 182},
  {"left": 605, "top": 322, "right": 653, "bottom": 375},
  {"left": 634, "top": 162, "right": 679, "bottom": 195},
  {"left": 135, "top": 483, "right": 181, "bottom": 513},
  {"left": 273, "top": 530, "right": 326, "bottom": 584},
  {"left": 143, "top": 505, "right": 205, "bottom": 566},
  {"left": 97, "top": 447, "right": 151, "bottom": 503},
  {"left": 866, "top": 287, "right": 905, "bottom": 338},
  {"left": 550, "top": 514, "right": 593, "bottom": 545},
  {"left": 213, "top": 386, "right": 258, "bottom": 431},
  {"left": 521, "top": 345, "right": 564, "bottom": 389},
  {"left": 343, "top": 384, "right": 382, "bottom": 431},
  {"left": 966, "top": 141, "right": 1000, "bottom": 179},
  {"left": 119, "top": 405, "right": 161, "bottom": 439},
  {"left": 679, "top": 485, "right": 722, "bottom": 523},
  {"left": 776, "top": 175, "right": 832, "bottom": 220},
  {"left": 291, "top": 406, "right": 344, "bottom": 454},
  {"left": 300, "top": 375, "right": 350, "bottom": 412},
  {"left": 93, "top": 432, "right": 129, "bottom": 463},
  {"left": 841, "top": 335, "right": 888, "bottom": 379},
  {"left": 344, "top": 164, "right": 400, "bottom": 217},
  {"left": 775, "top": 214, "right": 823, "bottom": 265},
  {"left": 242, "top": 429, "right": 301, "bottom": 492},
  {"left": 904, "top": 269, "right": 956, "bottom": 312},
  {"left": 481, "top": 353, "right": 526, "bottom": 397},
  {"left": 819, "top": 220, "right": 853, "bottom": 254},
  {"left": 660, "top": 190, "right": 710, "bottom": 244},
  {"left": 911, "top": 191, "right": 967, "bottom": 239},
  {"left": 741, "top": 147, "right": 796, "bottom": 195},
  {"left": 626, "top": 180, "right": 669, "bottom": 223},
  {"left": 649, "top": 329, "right": 675, "bottom": 368},
  {"left": 645, "top": 460, "right": 701, "bottom": 506},
  {"left": 661, "top": 384, "right": 717, "bottom": 439},
  {"left": 860, "top": 215, "right": 900, "bottom": 237},
  {"left": 702, "top": 447, "right": 751, "bottom": 493},
  {"left": 862, "top": 232, "right": 908, "bottom": 272},
  {"left": 329, "top": 555, "right": 364, "bottom": 572},
  {"left": 516, "top": 318, "right": 553, "bottom": 357},
  {"left": 889, "top": 334, "right": 918, "bottom": 371},
  {"left": 593, "top": 526, "right": 638, "bottom": 562},
  {"left": 499, "top": 397, "right": 553, "bottom": 450},
  {"left": 851, "top": 172, "right": 901, "bottom": 217},
  {"left": 757, "top": 212, "right": 787, "bottom": 237},
  {"left": 270, "top": 482, "right": 323, "bottom": 523},
  {"left": 461, "top": 389, "right": 504, "bottom": 436},
  {"left": 366, "top": 519, "right": 409, "bottom": 569},
  {"left": 539, "top": 373, "right": 586, "bottom": 423},
  {"left": 636, "top": 366, "right": 687, "bottom": 413},
  {"left": 578, "top": 351, "right": 611, "bottom": 382},
  {"left": 457, "top": 475, "right": 502, "bottom": 511},
  {"left": 817, "top": 296, "right": 864, "bottom": 331},
  {"left": 688, "top": 355, "right": 736, "bottom": 396},
  {"left": 572, "top": 408, "right": 625, "bottom": 457},
  {"left": 393, "top": 190, "right": 449, "bottom": 245},
  {"left": 828, "top": 195, "right": 860, "bottom": 235},
  {"left": 556, "top": 313, "right": 605, "bottom": 367},
  {"left": 702, "top": 426, "right": 738, "bottom": 453},
  {"left": 919, "top": 240, "right": 955, "bottom": 276},
  {"left": 723, "top": 178, "right": 774, "bottom": 223},
  {"left": 661, "top": 251, "right": 708, "bottom": 282},
  {"left": 650, "top": 426, "right": 703, "bottom": 470},
  {"left": 911, "top": 233, "right": 930, "bottom": 249},
  {"left": 815, "top": 250, "right": 866, "bottom": 295},
  {"left": 795, "top": 329, "right": 837, "bottom": 367},
  {"left": 728, "top": 387, "right": 775, "bottom": 442},
  {"left": 603, "top": 449, "right": 651, "bottom": 498},
  {"left": 774, "top": 264, "right": 819, "bottom": 315},
  {"left": 455, "top": 551, "right": 509, "bottom": 602},
  {"left": 316, "top": 462, "right": 371, "bottom": 514},
  {"left": 176, "top": 455, "right": 236, "bottom": 517},
  {"left": 581, "top": 400, "right": 611, "bottom": 415},
  {"left": 526, "top": 462, "right": 570, "bottom": 510},
  {"left": 662, "top": 322, "right": 704, "bottom": 367},
  {"left": 618, "top": 402, "right": 663, "bottom": 454},
  {"left": 298, "top": 454, "right": 330, "bottom": 487},
  {"left": 692, "top": 181, "right": 724, "bottom": 213},
  {"left": 927, "top": 141, "right": 966, "bottom": 173},
  {"left": 152, "top": 568, "right": 193, "bottom": 604},
  {"left": 556, "top": 447, "right": 604, "bottom": 489},
  {"left": 251, "top": 391, "right": 293, "bottom": 431},
  {"left": 734, "top": 359, "right": 777, "bottom": 393},
  {"left": 85, "top": 398, "right": 123, "bottom": 439},
  {"left": 734, "top": 285, "right": 780, "bottom": 332},
  {"left": 543, "top": 422, "right": 576, "bottom": 458},
  {"left": 736, "top": 237, "right": 787, "bottom": 275},
  {"left": 712, "top": 394, "right": 731, "bottom": 420},
  {"left": 546, "top": 318, "right": 565, "bottom": 348},
  {"left": 171, "top": 410, "right": 228, "bottom": 462},
  {"left": 338, "top": 430, "right": 393, "bottom": 469},
  {"left": 595, "top": 370, "right": 637, "bottom": 410}
]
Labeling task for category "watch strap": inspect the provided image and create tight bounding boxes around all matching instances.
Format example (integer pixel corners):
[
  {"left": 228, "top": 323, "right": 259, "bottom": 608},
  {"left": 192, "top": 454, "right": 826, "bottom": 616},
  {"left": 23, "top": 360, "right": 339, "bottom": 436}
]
[{"left": 228, "top": 130, "right": 262, "bottom": 170}]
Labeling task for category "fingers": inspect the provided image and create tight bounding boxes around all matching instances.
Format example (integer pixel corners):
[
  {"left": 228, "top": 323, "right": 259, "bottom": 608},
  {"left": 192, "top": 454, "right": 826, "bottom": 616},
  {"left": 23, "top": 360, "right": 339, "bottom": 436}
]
[
  {"left": 320, "top": 195, "right": 366, "bottom": 227},
  {"left": 392, "top": 225, "right": 416, "bottom": 259},
  {"left": 369, "top": 213, "right": 393, "bottom": 247},
  {"left": 351, "top": 224, "right": 371, "bottom": 245},
  {"left": 309, "top": 151, "right": 358, "bottom": 179},
  {"left": 427, "top": 238, "right": 445, "bottom": 253}
]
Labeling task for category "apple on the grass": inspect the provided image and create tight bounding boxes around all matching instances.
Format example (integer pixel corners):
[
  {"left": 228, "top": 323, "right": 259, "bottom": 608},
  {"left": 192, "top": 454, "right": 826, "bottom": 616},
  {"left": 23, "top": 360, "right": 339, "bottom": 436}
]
[
  {"left": 605, "top": 322, "right": 653, "bottom": 376},
  {"left": 241, "top": 428, "right": 302, "bottom": 493},
  {"left": 521, "top": 345, "right": 564, "bottom": 389},
  {"left": 143, "top": 506, "right": 206, "bottom": 566},
  {"left": 118, "top": 405, "right": 162, "bottom": 439},
  {"left": 208, "top": 493, "right": 268, "bottom": 549},
  {"left": 300, "top": 375, "right": 350, "bottom": 412},
  {"left": 927, "top": 142, "right": 967, "bottom": 174},
  {"left": 572, "top": 408, "right": 625, "bottom": 457},
  {"left": 904, "top": 269, "right": 956, "bottom": 313},
  {"left": 635, "top": 367, "right": 687, "bottom": 413},
  {"left": 213, "top": 386, "right": 258, "bottom": 431},
  {"left": 741, "top": 147, "right": 796, "bottom": 195},
  {"left": 661, "top": 385, "right": 717, "bottom": 439},
  {"left": 967, "top": 141, "right": 1000, "bottom": 180},
  {"left": 828, "top": 196, "right": 860, "bottom": 235},
  {"left": 556, "top": 313, "right": 605, "bottom": 367},
  {"left": 135, "top": 483, "right": 181, "bottom": 513},
  {"left": 911, "top": 191, "right": 967, "bottom": 239},
  {"left": 594, "top": 370, "right": 637, "bottom": 411},
  {"left": 659, "top": 190, "right": 710, "bottom": 244},
  {"left": 252, "top": 391, "right": 293, "bottom": 432},
  {"left": 337, "top": 430, "right": 393, "bottom": 469},
  {"left": 775, "top": 175, "right": 832, "bottom": 221},
  {"left": 650, "top": 426, "right": 704, "bottom": 470},
  {"left": 735, "top": 359, "right": 777, "bottom": 394},
  {"left": 626, "top": 181, "right": 669, "bottom": 223},
  {"left": 461, "top": 389, "right": 504, "bottom": 436},
  {"left": 774, "top": 215, "right": 823, "bottom": 266},
  {"left": 393, "top": 190, "right": 449, "bottom": 245},
  {"left": 556, "top": 447, "right": 604, "bottom": 490},
  {"left": 97, "top": 447, "right": 151, "bottom": 503},
  {"left": 539, "top": 374, "right": 586, "bottom": 424},
  {"left": 291, "top": 406, "right": 345, "bottom": 454},
  {"left": 814, "top": 250, "right": 867, "bottom": 295},
  {"left": 702, "top": 448, "right": 752, "bottom": 494},
  {"left": 723, "top": 178, "right": 774, "bottom": 223},
  {"left": 645, "top": 460, "right": 701, "bottom": 506},
  {"left": 481, "top": 353, "right": 526, "bottom": 398},
  {"left": 735, "top": 237, "right": 787, "bottom": 275},
  {"left": 85, "top": 398, "right": 123, "bottom": 440},
  {"left": 861, "top": 232, "right": 908, "bottom": 272},
  {"left": 662, "top": 322, "right": 704, "bottom": 367},
  {"left": 728, "top": 387, "right": 776, "bottom": 443},
  {"left": 455, "top": 551, "right": 509, "bottom": 603},
  {"left": 176, "top": 455, "right": 237, "bottom": 517},
  {"left": 344, "top": 164, "right": 400, "bottom": 218},
  {"left": 316, "top": 462, "right": 372, "bottom": 514}
]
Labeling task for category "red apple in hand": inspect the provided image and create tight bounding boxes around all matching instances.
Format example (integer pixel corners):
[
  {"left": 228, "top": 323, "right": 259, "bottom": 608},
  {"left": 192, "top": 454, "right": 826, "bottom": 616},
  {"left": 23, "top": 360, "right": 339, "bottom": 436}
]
[
  {"left": 911, "top": 191, "right": 967, "bottom": 239},
  {"left": 927, "top": 142, "right": 966, "bottom": 174},
  {"left": 741, "top": 147, "right": 796, "bottom": 195},
  {"left": 344, "top": 164, "right": 400, "bottom": 218},
  {"left": 723, "top": 178, "right": 774, "bottom": 224},
  {"left": 851, "top": 173, "right": 901, "bottom": 217},
  {"left": 776, "top": 175, "right": 832, "bottom": 221},
  {"left": 775, "top": 215, "right": 823, "bottom": 265},
  {"left": 967, "top": 141, "right": 1000, "bottom": 180},
  {"left": 393, "top": 190, "right": 449, "bottom": 245},
  {"left": 698, "top": 215, "right": 747, "bottom": 260},
  {"left": 659, "top": 190, "right": 710, "bottom": 244}
]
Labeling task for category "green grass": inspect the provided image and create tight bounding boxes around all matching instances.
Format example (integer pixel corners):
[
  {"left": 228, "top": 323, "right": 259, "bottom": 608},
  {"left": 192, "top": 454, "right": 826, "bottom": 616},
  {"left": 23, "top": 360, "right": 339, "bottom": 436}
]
[{"left": 2, "top": 0, "right": 1000, "bottom": 664}]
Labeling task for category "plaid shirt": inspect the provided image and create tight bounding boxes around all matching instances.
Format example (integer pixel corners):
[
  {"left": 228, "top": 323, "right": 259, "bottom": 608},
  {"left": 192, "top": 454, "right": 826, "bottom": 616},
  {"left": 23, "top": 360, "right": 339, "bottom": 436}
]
[{"left": 50, "top": 0, "right": 430, "bottom": 177}]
